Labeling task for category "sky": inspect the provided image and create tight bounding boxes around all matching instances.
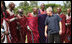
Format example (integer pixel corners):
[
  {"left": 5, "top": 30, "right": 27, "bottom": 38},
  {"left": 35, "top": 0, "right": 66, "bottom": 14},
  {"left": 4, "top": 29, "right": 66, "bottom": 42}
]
[{"left": 5, "top": 1, "right": 64, "bottom": 7}]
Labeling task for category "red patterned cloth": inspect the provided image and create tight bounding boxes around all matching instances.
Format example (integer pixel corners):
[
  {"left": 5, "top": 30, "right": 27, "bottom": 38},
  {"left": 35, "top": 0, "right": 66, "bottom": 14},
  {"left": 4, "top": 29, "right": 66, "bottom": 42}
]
[
  {"left": 64, "top": 17, "right": 71, "bottom": 43},
  {"left": 1, "top": 11, "right": 11, "bottom": 43},
  {"left": 27, "top": 13, "right": 40, "bottom": 43},
  {"left": 59, "top": 13, "right": 66, "bottom": 35},
  {"left": 59, "top": 13, "right": 66, "bottom": 42},
  {"left": 1, "top": 12, "right": 6, "bottom": 24},
  {"left": 6, "top": 11, "right": 20, "bottom": 43},
  {"left": 6, "top": 22, "right": 11, "bottom": 43},
  {"left": 16, "top": 15, "right": 27, "bottom": 43}
]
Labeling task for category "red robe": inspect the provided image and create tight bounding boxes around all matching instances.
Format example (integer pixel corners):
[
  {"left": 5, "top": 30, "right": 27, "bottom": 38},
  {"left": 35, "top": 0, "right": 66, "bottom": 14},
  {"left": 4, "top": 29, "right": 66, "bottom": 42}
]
[
  {"left": 1, "top": 12, "right": 5, "bottom": 24},
  {"left": 64, "top": 16, "right": 71, "bottom": 43},
  {"left": 59, "top": 13, "right": 66, "bottom": 42},
  {"left": 6, "top": 11, "right": 20, "bottom": 43},
  {"left": 27, "top": 13, "right": 40, "bottom": 43},
  {"left": 16, "top": 15, "right": 27, "bottom": 43},
  {"left": 1, "top": 11, "right": 11, "bottom": 43}
]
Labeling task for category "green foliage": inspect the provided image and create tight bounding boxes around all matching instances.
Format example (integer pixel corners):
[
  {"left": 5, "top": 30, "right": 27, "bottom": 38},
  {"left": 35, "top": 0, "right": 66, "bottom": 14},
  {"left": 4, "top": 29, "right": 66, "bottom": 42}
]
[
  {"left": 19, "top": 2, "right": 24, "bottom": 7},
  {"left": 45, "top": 4, "right": 61, "bottom": 12},
  {"left": 14, "top": 8, "right": 18, "bottom": 15},
  {"left": 14, "top": 1, "right": 71, "bottom": 16},
  {"left": 62, "top": 1, "right": 71, "bottom": 14},
  {"left": 30, "top": 1, "right": 38, "bottom": 7},
  {"left": 63, "top": 1, "right": 71, "bottom": 8},
  {"left": 24, "top": 1, "right": 29, "bottom": 7},
  {"left": 19, "top": 1, "right": 29, "bottom": 7}
]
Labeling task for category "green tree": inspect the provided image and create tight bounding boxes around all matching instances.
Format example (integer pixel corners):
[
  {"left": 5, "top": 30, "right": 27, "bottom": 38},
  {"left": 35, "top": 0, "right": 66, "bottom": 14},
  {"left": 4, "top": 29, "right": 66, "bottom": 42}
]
[
  {"left": 19, "top": 2, "right": 24, "bottom": 7},
  {"left": 24, "top": 1, "right": 29, "bottom": 7},
  {"left": 45, "top": 4, "right": 61, "bottom": 12},
  {"left": 63, "top": 1, "right": 71, "bottom": 8},
  {"left": 63, "top": 1, "right": 71, "bottom": 14},
  {"left": 19, "top": 1, "right": 29, "bottom": 7},
  {"left": 30, "top": 1, "right": 38, "bottom": 7},
  {"left": 18, "top": 1, "right": 29, "bottom": 15}
]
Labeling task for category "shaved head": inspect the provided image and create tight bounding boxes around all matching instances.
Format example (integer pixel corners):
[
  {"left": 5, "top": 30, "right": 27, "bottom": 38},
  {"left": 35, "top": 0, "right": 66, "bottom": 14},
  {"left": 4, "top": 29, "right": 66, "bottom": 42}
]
[
  {"left": 8, "top": 2, "right": 15, "bottom": 10},
  {"left": 57, "top": 7, "right": 61, "bottom": 14},
  {"left": 41, "top": 3, "right": 45, "bottom": 6},
  {"left": 33, "top": 7, "right": 38, "bottom": 14},
  {"left": 67, "top": 8, "right": 71, "bottom": 14},
  {"left": 40, "top": 3, "right": 45, "bottom": 10},
  {"left": 9, "top": 2, "right": 15, "bottom": 7},
  {"left": 67, "top": 8, "right": 71, "bottom": 11}
]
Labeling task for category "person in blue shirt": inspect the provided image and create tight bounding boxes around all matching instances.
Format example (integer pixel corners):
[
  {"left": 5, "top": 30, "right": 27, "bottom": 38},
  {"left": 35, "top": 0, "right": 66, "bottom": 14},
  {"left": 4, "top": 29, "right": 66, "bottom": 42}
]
[{"left": 44, "top": 7, "right": 62, "bottom": 43}]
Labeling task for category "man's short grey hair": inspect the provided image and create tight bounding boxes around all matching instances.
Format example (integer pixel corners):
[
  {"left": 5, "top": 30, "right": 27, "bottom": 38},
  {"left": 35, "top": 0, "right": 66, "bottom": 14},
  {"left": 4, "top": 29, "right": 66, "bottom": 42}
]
[{"left": 46, "top": 7, "right": 53, "bottom": 12}]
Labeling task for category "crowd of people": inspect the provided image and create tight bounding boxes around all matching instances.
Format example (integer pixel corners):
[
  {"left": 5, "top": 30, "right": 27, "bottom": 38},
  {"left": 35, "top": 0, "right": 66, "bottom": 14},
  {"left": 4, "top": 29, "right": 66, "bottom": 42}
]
[{"left": 1, "top": 1, "right": 71, "bottom": 43}]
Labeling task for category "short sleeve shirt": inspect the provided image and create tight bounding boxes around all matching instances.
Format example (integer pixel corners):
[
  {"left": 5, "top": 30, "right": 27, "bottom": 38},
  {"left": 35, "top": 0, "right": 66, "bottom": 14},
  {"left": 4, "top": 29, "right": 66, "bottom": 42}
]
[{"left": 45, "top": 14, "right": 62, "bottom": 34}]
